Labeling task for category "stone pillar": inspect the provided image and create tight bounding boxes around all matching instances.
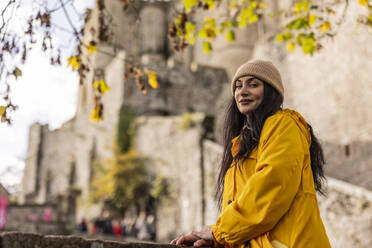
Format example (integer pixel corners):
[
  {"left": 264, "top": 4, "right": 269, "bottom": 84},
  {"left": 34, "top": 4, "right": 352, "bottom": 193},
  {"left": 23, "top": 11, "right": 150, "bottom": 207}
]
[{"left": 140, "top": 4, "right": 167, "bottom": 54}]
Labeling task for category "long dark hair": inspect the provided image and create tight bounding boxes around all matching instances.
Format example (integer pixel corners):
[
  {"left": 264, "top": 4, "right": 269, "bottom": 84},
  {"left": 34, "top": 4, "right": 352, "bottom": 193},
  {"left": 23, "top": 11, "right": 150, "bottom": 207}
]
[{"left": 215, "top": 83, "right": 326, "bottom": 209}]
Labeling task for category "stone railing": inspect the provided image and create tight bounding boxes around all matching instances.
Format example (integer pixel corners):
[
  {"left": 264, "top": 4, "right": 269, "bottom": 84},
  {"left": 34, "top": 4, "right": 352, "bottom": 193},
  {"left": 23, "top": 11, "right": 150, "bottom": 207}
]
[{"left": 0, "top": 232, "right": 190, "bottom": 248}]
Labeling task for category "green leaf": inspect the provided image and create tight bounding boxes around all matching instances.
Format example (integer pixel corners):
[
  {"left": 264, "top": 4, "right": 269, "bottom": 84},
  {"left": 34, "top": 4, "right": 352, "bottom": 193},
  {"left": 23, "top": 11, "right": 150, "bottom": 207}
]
[
  {"left": 301, "top": 36, "right": 316, "bottom": 55},
  {"left": 286, "top": 18, "right": 309, "bottom": 30},
  {"left": 296, "top": 33, "right": 306, "bottom": 45},
  {"left": 202, "top": 41, "right": 212, "bottom": 54},
  {"left": 226, "top": 30, "right": 235, "bottom": 42},
  {"left": 283, "top": 31, "right": 293, "bottom": 40}
]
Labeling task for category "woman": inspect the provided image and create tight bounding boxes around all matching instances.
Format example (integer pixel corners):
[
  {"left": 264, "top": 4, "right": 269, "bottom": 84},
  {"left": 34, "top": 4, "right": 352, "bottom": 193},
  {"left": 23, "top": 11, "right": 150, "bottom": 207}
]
[{"left": 170, "top": 60, "right": 331, "bottom": 248}]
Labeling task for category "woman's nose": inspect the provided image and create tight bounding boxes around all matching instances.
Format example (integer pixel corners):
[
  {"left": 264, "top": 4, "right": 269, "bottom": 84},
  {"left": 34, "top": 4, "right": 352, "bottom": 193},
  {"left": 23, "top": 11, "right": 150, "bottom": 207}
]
[{"left": 239, "top": 85, "right": 250, "bottom": 95}]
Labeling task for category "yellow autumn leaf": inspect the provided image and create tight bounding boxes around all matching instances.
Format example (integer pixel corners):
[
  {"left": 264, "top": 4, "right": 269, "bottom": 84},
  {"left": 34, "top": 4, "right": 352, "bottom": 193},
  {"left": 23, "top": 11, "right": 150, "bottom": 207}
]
[
  {"left": 205, "top": 27, "right": 217, "bottom": 38},
  {"left": 87, "top": 44, "right": 98, "bottom": 54},
  {"left": 226, "top": 30, "right": 235, "bottom": 42},
  {"left": 205, "top": 0, "right": 215, "bottom": 9},
  {"left": 286, "top": 41, "right": 296, "bottom": 51},
  {"left": 93, "top": 80, "right": 110, "bottom": 94},
  {"left": 147, "top": 71, "right": 159, "bottom": 89},
  {"left": 259, "top": 2, "right": 268, "bottom": 8},
  {"left": 230, "top": 1, "right": 237, "bottom": 9},
  {"left": 185, "top": 22, "right": 196, "bottom": 44},
  {"left": 183, "top": 0, "right": 198, "bottom": 13},
  {"left": 90, "top": 105, "right": 104, "bottom": 122},
  {"left": 198, "top": 29, "right": 207, "bottom": 39},
  {"left": 358, "top": 0, "right": 368, "bottom": 7},
  {"left": 204, "top": 17, "right": 216, "bottom": 25},
  {"left": 67, "top": 56, "right": 80, "bottom": 71},
  {"left": 13, "top": 67, "right": 22, "bottom": 79},
  {"left": 202, "top": 41, "right": 212, "bottom": 54},
  {"left": 308, "top": 14, "right": 317, "bottom": 26},
  {"left": 319, "top": 21, "right": 331, "bottom": 32},
  {"left": 248, "top": 14, "right": 259, "bottom": 24},
  {"left": 276, "top": 33, "right": 284, "bottom": 43},
  {"left": 0, "top": 106, "right": 6, "bottom": 116}
]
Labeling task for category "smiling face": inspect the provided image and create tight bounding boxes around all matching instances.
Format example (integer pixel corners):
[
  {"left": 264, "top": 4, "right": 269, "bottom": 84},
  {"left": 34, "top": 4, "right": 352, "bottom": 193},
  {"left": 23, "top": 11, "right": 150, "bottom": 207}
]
[{"left": 234, "top": 76, "right": 264, "bottom": 116}]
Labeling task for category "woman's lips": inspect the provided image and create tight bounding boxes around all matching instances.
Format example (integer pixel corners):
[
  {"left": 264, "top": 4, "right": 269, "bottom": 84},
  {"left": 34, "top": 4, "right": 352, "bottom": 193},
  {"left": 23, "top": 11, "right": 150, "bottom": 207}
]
[{"left": 239, "top": 99, "right": 253, "bottom": 105}]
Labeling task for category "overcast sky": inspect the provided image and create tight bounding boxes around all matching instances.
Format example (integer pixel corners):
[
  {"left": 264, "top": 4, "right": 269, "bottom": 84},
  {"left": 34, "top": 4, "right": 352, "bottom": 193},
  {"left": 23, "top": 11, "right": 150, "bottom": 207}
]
[{"left": 0, "top": 0, "right": 95, "bottom": 193}]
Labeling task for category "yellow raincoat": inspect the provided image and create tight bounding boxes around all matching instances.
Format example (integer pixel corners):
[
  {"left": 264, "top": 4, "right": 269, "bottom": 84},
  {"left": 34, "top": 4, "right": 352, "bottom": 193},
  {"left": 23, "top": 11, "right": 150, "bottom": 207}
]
[{"left": 212, "top": 109, "right": 331, "bottom": 248}]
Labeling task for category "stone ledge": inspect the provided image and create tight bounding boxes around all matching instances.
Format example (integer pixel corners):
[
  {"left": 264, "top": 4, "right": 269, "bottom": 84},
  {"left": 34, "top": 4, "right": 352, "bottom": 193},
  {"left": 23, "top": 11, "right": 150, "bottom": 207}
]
[{"left": 0, "top": 232, "right": 193, "bottom": 248}]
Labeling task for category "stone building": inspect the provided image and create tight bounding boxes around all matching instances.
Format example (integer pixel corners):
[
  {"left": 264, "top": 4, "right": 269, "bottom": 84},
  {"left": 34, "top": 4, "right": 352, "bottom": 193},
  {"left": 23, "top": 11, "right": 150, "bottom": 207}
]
[{"left": 19, "top": 0, "right": 372, "bottom": 246}]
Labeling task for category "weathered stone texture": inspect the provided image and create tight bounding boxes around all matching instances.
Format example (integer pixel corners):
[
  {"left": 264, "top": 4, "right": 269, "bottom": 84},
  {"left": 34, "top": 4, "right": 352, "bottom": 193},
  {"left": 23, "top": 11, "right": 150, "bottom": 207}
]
[
  {"left": 323, "top": 142, "right": 372, "bottom": 191},
  {"left": 123, "top": 62, "right": 228, "bottom": 117},
  {"left": 140, "top": 5, "right": 167, "bottom": 53},
  {"left": 318, "top": 178, "right": 372, "bottom": 247},
  {"left": 5, "top": 204, "right": 60, "bottom": 234},
  {"left": 0, "top": 232, "right": 183, "bottom": 248},
  {"left": 133, "top": 114, "right": 205, "bottom": 242},
  {"left": 202, "top": 140, "right": 222, "bottom": 225}
]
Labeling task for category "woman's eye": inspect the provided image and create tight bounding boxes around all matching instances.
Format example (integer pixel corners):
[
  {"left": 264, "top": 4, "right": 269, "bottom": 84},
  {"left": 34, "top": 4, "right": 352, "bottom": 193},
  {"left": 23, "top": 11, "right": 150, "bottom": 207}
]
[
  {"left": 249, "top": 83, "right": 258, "bottom": 87},
  {"left": 236, "top": 84, "right": 242, "bottom": 89}
]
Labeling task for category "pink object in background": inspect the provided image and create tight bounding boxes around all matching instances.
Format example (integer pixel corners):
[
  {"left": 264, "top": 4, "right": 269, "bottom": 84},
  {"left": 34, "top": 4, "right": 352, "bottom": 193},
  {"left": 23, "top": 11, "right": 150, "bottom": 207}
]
[
  {"left": 0, "top": 196, "right": 8, "bottom": 229},
  {"left": 44, "top": 207, "right": 52, "bottom": 222}
]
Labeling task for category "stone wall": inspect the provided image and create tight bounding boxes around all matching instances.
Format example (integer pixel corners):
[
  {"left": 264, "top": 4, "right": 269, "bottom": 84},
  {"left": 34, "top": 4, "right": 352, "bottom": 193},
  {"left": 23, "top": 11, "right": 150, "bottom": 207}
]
[
  {"left": 133, "top": 113, "right": 206, "bottom": 242},
  {"left": 0, "top": 232, "right": 183, "bottom": 248},
  {"left": 318, "top": 177, "right": 372, "bottom": 247},
  {"left": 5, "top": 204, "right": 67, "bottom": 235}
]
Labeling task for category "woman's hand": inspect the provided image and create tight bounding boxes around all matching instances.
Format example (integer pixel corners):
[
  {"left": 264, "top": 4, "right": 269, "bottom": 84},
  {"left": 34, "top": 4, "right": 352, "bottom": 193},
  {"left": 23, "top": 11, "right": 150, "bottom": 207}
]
[
  {"left": 170, "top": 226, "right": 214, "bottom": 247},
  {"left": 170, "top": 232, "right": 200, "bottom": 246}
]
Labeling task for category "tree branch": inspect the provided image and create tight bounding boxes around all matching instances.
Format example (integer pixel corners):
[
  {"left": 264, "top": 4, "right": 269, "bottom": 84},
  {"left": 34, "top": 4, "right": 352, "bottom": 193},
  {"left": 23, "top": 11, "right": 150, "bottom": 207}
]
[
  {"left": 59, "top": 0, "right": 79, "bottom": 36},
  {"left": 0, "top": 0, "right": 16, "bottom": 35},
  {"left": 48, "top": 0, "right": 73, "bottom": 13}
]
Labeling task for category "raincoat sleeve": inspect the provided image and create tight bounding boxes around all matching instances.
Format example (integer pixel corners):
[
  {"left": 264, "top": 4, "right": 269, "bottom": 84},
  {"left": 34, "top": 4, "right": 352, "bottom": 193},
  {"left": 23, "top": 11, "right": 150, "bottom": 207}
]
[{"left": 213, "top": 114, "right": 307, "bottom": 245}]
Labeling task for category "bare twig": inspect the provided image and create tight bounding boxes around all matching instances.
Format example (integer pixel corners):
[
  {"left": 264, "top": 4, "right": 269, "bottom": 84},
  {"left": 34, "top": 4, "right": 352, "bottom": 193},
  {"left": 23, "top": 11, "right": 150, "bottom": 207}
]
[
  {"left": 48, "top": 0, "right": 73, "bottom": 13},
  {"left": 1, "top": 0, "right": 17, "bottom": 42},
  {"left": 0, "top": 0, "right": 16, "bottom": 34},
  {"left": 59, "top": 0, "right": 80, "bottom": 36}
]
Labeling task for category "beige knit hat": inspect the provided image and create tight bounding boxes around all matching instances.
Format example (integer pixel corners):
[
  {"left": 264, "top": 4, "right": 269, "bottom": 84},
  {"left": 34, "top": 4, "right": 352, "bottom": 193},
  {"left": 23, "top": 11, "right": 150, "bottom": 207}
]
[{"left": 231, "top": 60, "right": 284, "bottom": 99}]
